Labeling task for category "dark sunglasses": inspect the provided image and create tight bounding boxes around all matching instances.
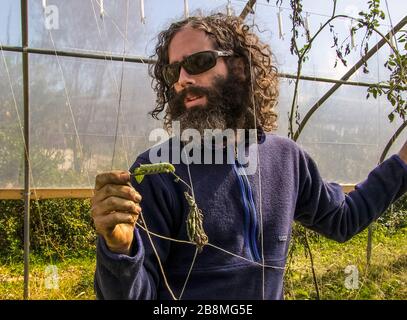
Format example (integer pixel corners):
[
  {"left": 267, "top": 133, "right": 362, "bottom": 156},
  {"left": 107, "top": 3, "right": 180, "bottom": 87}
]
[{"left": 162, "top": 50, "right": 233, "bottom": 87}]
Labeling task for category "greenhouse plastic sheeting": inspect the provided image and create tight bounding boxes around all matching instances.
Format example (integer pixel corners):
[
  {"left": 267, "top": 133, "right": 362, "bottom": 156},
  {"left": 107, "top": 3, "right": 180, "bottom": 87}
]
[{"left": 0, "top": 0, "right": 406, "bottom": 188}]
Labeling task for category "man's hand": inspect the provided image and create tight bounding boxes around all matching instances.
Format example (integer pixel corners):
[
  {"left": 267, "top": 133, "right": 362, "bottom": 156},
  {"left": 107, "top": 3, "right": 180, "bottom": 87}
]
[
  {"left": 398, "top": 140, "right": 407, "bottom": 164},
  {"left": 91, "top": 171, "right": 142, "bottom": 255}
]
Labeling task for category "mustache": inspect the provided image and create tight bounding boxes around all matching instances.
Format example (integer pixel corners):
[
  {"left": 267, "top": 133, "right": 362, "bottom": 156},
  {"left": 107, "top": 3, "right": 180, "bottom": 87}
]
[
  {"left": 168, "top": 86, "right": 211, "bottom": 114},
  {"left": 165, "top": 72, "right": 252, "bottom": 135}
]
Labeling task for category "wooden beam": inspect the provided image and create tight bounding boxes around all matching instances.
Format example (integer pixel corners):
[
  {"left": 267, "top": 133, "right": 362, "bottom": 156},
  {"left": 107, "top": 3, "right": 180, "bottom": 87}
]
[
  {"left": 341, "top": 184, "right": 355, "bottom": 193},
  {"left": 0, "top": 188, "right": 94, "bottom": 200},
  {"left": 239, "top": 0, "right": 257, "bottom": 20},
  {"left": 0, "top": 185, "right": 356, "bottom": 200},
  {"left": 0, "top": 189, "right": 23, "bottom": 200}
]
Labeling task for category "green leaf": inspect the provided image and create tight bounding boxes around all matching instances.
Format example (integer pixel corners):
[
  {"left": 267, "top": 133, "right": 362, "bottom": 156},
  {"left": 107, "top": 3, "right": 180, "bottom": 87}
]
[{"left": 388, "top": 113, "right": 395, "bottom": 122}]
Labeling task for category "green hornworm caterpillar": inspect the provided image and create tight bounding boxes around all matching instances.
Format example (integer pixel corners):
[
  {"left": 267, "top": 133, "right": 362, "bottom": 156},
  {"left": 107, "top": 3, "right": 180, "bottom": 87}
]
[
  {"left": 132, "top": 163, "right": 175, "bottom": 184},
  {"left": 131, "top": 162, "right": 208, "bottom": 252}
]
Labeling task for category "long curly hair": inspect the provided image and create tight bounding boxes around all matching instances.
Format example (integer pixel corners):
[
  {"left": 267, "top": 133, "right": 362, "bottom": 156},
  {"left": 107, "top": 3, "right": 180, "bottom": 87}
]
[{"left": 149, "top": 13, "right": 279, "bottom": 132}]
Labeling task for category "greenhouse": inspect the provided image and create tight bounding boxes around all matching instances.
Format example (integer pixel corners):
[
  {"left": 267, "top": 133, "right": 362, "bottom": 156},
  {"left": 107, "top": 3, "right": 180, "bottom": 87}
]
[{"left": 0, "top": 0, "right": 406, "bottom": 301}]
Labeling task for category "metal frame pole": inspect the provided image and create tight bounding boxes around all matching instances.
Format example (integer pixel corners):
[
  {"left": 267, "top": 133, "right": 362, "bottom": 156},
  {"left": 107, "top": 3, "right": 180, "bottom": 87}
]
[
  {"left": 21, "top": 0, "right": 30, "bottom": 300},
  {"left": 0, "top": 45, "right": 155, "bottom": 64},
  {"left": 0, "top": 45, "right": 398, "bottom": 90}
]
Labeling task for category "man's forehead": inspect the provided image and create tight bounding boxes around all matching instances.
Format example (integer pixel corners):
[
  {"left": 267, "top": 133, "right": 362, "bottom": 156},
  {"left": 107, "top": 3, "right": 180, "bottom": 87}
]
[{"left": 168, "top": 27, "right": 216, "bottom": 62}]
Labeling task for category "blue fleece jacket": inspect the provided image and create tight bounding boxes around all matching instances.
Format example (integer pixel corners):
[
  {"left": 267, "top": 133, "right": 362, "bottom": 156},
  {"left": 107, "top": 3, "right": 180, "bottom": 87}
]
[{"left": 94, "top": 133, "right": 407, "bottom": 300}]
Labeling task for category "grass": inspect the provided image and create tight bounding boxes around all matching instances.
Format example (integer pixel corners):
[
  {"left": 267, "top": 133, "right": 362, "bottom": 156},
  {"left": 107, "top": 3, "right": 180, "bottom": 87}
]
[
  {"left": 284, "top": 224, "right": 407, "bottom": 300},
  {"left": 0, "top": 256, "right": 96, "bottom": 300},
  {"left": 0, "top": 225, "right": 405, "bottom": 300}
]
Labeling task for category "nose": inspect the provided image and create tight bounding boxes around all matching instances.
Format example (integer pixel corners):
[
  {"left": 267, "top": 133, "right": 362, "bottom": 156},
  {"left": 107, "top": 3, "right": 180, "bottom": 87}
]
[{"left": 174, "top": 67, "right": 195, "bottom": 93}]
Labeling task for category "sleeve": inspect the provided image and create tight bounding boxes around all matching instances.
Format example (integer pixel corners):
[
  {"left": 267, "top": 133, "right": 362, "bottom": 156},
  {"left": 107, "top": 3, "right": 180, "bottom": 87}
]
[
  {"left": 294, "top": 150, "right": 407, "bottom": 243},
  {"left": 94, "top": 156, "right": 184, "bottom": 299}
]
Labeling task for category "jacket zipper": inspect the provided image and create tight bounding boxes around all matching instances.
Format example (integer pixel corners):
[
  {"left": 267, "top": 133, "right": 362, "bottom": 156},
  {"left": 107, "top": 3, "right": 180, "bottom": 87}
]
[{"left": 233, "top": 160, "right": 261, "bottom": 262}]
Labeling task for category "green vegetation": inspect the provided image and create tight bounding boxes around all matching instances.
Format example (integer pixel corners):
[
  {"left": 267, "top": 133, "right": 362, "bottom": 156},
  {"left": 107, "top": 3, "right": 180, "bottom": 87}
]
[
  {"left": 0, "top": 199, "right": 96, "bottom": 261},
  {"left": 0, "top": 196, "right": 405, "bottom": 299},
  {"left": 0, "top": 198, "right": 97, "bottom": 299},
  {"left": 285, "top": 224, "right": 407, "bottom": 299},
  {"left": 0, "top": 256, "right": 96, "bottom": 300}
]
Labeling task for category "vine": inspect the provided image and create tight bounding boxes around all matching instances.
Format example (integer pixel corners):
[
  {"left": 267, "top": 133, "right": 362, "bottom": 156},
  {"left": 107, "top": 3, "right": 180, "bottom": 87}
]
[{"left": 268, "top": 0, "right": 406, "bottom": 138}]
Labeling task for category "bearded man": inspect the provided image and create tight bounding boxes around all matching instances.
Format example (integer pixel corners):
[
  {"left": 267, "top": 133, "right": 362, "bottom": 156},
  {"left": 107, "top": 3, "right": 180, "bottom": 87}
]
[{"left": 91, "top": 13, "right": 407, "bottom": 300}]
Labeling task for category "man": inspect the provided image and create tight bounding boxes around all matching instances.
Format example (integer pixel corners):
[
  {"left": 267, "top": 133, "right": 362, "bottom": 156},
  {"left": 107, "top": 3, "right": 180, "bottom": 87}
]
[{"left": 91, "top": 13, "right": 407, "bottom": 299}]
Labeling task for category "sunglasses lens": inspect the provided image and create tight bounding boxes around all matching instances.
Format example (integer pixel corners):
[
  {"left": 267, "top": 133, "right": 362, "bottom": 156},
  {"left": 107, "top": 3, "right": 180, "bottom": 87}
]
[
  {"left": 163, "top": 64, "right": 180, "bottom": 86},
  {"left": 185, "top": 52, "right": 216, "bottom": 75},
  {"left": 162, "top": 51, "right": 219, "bottom": 86}
]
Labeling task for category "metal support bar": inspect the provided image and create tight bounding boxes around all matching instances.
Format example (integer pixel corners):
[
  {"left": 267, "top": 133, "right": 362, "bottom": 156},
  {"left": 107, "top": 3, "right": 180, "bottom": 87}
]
[
  {"left": 279, "top": 73, "right": 395, "bottom": 90},
  {"left": 0, "top": 45, "right": 396, "bottom": 90},
  {"left": 21, "top": 0, "right": 30, "bottom": 301},
  {"left": 0, "top": 45, "right": 155, "bottom": 64},
  {"left": 293, "top": 15, "right": 407, "bottom": 141}
]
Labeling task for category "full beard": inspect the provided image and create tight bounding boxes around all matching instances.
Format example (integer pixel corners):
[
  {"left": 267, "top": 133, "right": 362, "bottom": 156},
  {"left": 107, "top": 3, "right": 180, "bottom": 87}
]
[{"left": 166, "top": 72, "right": 253, "bottom": 138}]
